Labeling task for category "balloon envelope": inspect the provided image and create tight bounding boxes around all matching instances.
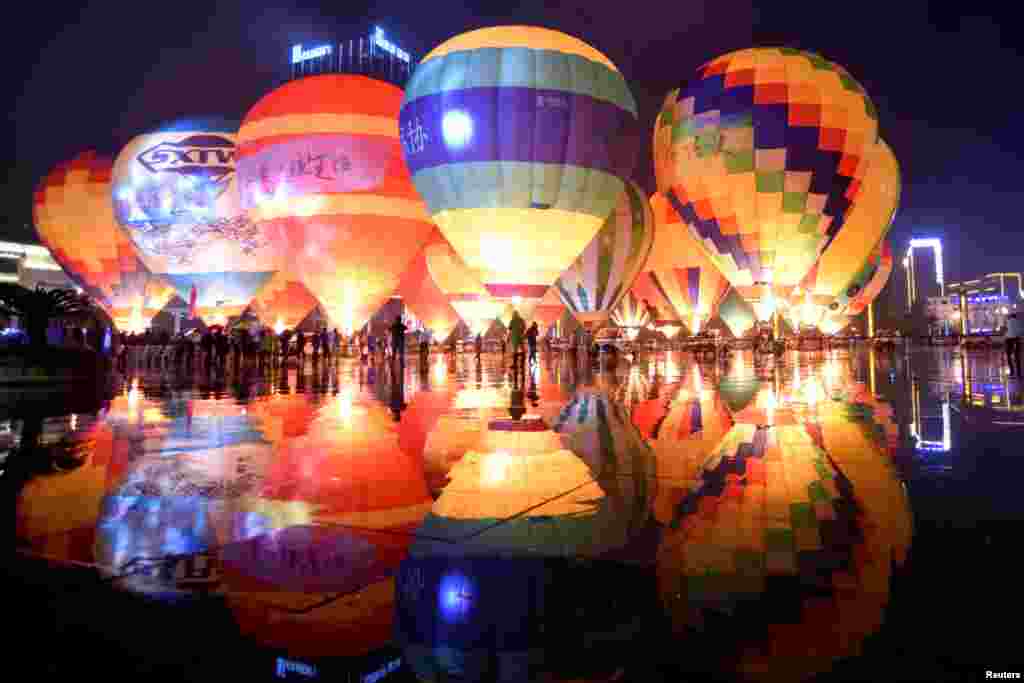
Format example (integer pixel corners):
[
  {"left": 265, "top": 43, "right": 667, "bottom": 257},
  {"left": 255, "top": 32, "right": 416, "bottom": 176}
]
[
  {"left": 555, "top": 180, "right": 654, "bottom": 329},
  {"left": 33, "top": 151, "right": 173, "bottom": 332},
  {"left": 396, "top": 227, "right": 464, "bottom": 343},
  {"left": 111, "top": 117, "right": 275, "bottom": 323},
  {"left": 654, "top": 48, "right": 879, "bottom": 317},
  {"left": 400, "top": 25, "right": 639, "bottom": 318},
  {"left": 645, "top": 192, "right": 731, "bottom": 333},
  {"left": 791, "top": 139, "right": 900, "bottom": 324},
  {"left": 846, "top": 239, "right": 893, "bottom": 316},
  {"left": 238, "top": 75, "right": 435, "bottom": 334}
]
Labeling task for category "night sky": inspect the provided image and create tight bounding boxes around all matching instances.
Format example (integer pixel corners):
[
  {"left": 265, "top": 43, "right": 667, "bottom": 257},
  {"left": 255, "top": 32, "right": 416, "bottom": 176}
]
[{"left": 7, "top": 1, "right": 1021, "bottom": 291}]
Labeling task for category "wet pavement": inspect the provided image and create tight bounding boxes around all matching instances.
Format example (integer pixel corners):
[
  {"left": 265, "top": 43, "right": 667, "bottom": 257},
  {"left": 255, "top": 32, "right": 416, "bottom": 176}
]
[{"left": 2, "top": 347, "right": 1021, "bottom": 682}]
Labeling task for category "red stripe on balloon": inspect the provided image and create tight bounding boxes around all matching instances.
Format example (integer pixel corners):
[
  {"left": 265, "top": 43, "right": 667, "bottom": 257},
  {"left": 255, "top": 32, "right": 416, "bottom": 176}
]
[{"left": 485, "top": 284, "right": 549, "bottom": 298}]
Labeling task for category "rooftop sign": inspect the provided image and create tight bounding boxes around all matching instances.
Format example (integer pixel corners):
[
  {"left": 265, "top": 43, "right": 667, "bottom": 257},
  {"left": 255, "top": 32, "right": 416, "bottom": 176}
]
[{"left": 291, "top": 43, "right": 333, "bottom": 64}]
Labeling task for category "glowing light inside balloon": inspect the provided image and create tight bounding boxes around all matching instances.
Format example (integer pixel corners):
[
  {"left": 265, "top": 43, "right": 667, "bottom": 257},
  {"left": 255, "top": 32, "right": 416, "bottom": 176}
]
[
  {"left": 482, "top": 451, "right": 511, "bottom": 487},
  {"left": 274, "top": 318, "right": 286, "bottom": 335},
  {"left": 441, "top": 110, "right": 474, "bottom": 149}
]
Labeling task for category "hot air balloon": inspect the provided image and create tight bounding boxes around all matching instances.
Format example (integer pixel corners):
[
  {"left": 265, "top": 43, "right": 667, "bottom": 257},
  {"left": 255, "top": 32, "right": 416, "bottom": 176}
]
[
  {"left": 396, "top": 228, "right": 464, "bottom": 344},
  {"left": 555, "top": 180, "right": 654, "bottom": 330},
  {"left": 237, "top": 74, "right": 435, "bottom": 335},
  {"left": 788, "top": 139, "right": 901, "bottom": 328},
  {"left": 111, "top": 117, "right": 276, "bottom": 325},
  {"left": 531, "top": 287, "right": 566, "bottom": 338},
  {"left": 400, "top": 26, "right": 639, "bottom": 319},
  {"left": 247, "top": 273, "right": 320, "bottom": 333},
  {"left": 717, "top": 287, "right": 758, "bottom": 338},
  {"left": 610, "top": 291, "right": 651, "bottom": 341},
  {"left": 423, "top": 237, "right": 504, "bottom": 336},
  {"left": 643, "top": 192, "right": 732, "bottom": 334},
  {"left": 846, "top": 239, "right": 893, "bottom": 316},
  {"left": 654, "top": 48, "right": 879, "bottom": 321},
  {"left": 33, "top": 151, "right": 174, "bottom": 332}
]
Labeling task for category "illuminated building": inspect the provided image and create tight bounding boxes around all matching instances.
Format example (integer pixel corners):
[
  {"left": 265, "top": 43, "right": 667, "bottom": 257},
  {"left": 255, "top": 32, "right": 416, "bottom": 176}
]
[
  {"left": 0, "top": 240, "right": 75, "bottom": 289},
  {"left": 947, "top": 273, "right": 1024, "bottom": 302},
  {"left": 902, "top": 238, "right": 944, "bottom": 309},
  {"left": 288, "top": 26, "right": 414, "bottom": 86}
]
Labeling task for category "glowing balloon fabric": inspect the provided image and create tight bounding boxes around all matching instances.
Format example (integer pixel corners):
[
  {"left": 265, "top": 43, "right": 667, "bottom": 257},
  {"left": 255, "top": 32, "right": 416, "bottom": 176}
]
[
  {"left": 401, "top": 26, "right": 639, "bottom": 318},
  {"left": 396, "top": 228, "right": 464, "bottom": 343},
  {"left": 717, "top": 287, "right": 758, "bottom": 338},
  {"left": 112, "top": 117, "right": 276, "bottom": 323},
  {"left": 796, "top": 140, "right": 900, "bottom": 316},
  {"left": 645, "top": 192, "right": 731, "bottom": 333},
  {"left": 423, "top": 238, "right": 504, "bottom": 336},
  {"left": 33, "top": 152, "right": 172, "bottom": 332},
  {"left": 555, "top": 180, "right": 654, "bottom": 329},
  {"left": 531, "top": 287, "right": 565, "bottom": 337},
  {"left": 654, "top": 48, "right": 879, "bottom": 316},
  {"left": 847, "top": 239, "right": 893, "bottom": 316},
  {"left": 247, "top": 273, "right": 319, "bottom": 332},
  {"left": 238, "top": 74, "right": 435, "bottom": 334},
  {"left": 610, "top": 291, "right": 651, "bottom": 340}
]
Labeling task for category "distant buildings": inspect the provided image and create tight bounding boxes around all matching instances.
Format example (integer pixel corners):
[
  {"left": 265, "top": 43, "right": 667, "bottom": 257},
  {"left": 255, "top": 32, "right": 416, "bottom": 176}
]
[
  {"left": 903, "top": 238, "right": 944, "bottom": 310},
  {"left": 0, "top": 240, "right": 75, "bottom": 291},
  {"left": 288, "top": 26, "right": 414, "bottom": 87}
]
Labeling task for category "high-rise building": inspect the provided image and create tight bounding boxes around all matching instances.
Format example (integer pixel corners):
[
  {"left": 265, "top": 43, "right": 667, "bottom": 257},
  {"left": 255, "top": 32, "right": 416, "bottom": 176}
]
[
  {"left": 902, "top": 238, "right": 944, "bottom": 310},
  {"left": 288, "top": 26, "right": 414, "bottom": 87}
]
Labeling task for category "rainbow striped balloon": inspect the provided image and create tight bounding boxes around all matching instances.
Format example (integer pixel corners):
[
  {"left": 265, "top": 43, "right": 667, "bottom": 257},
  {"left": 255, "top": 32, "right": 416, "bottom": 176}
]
[
  {"left": 400, "top": 26, "right": 638, "bottom": 320},
  {"left": 555, "top": 180, "right": 654, "bottom": 329}
]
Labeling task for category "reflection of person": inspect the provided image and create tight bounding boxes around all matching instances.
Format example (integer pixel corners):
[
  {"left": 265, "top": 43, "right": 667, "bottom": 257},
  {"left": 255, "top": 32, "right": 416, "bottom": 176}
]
[
  {"left": 526, "top": 321, "right": 539, "bottom": 365},
  {"left": 1006, "top": 312, "right": 1023, "bottom": 377},
  {"left": 389, "top": 364, "right": 406, "bottom": 421},
  {"left": 391, "top": 316, "right": 407, "bottom": 364}
]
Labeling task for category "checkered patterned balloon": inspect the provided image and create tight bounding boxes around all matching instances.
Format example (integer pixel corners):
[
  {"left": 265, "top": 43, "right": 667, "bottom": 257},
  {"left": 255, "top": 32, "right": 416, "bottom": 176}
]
[
  {"left": 33, "top": 151, "right": 175, "bottom": 332},
  {"left": 791, "top": 139, "right": 900, "bottom": 325},
  {"left": 846, "top": 239, "right": 893, "bottom": 316},
  {"left": 556, "top": 180, "right": 654, "bottom": 329},
  {"left": 654, "top": 48, "right": 879, "bottom": 313}
]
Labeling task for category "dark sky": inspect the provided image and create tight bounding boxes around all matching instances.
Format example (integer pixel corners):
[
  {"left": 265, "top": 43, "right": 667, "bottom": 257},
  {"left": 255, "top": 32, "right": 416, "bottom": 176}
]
[{"left": 7, "top": 1, "right": 1021, "bottom": 288}]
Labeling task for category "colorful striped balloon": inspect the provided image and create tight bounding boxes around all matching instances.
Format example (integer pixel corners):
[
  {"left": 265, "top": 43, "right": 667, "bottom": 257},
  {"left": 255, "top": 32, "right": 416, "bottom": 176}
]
[
  {"left": 33, "top": 151, "right": 174, "bottom": 332},
  {"left": 111, "top": 117, "right": 275, "bottom": 324},
  {"left": 396, "top": 227, "right": 464, "bottom": 343},
  {"left": 400, "top": 26, "right": 639, "bottom": 320},
  {"left": 654, "top": 48, "right": 879, "bottom": 319},
  {"left": 846, "top": 239, "right": 893, "bottom": 316},
  {"left": 555, "top": 180, "right": 653, "bottom": 329},
  {"left": 238, "top": 75, "right": 435, "bottom": 335},
  {"left": 790, "top": 139, "right": 900, "bottom": 326},
  {"left": 645, "top": 193, "right": 731, "bottom": 333}
]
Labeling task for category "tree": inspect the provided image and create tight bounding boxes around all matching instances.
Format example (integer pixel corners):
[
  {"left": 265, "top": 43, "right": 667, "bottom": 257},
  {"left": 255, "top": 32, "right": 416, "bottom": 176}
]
[{"left": 0, "top": 284, "right": 96, "bottom": 349}]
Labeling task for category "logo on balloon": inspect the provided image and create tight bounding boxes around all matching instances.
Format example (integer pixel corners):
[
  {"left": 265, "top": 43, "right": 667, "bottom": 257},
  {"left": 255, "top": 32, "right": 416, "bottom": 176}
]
[{"left": 136, "top": 134, "right": 236, "bottom": 186}]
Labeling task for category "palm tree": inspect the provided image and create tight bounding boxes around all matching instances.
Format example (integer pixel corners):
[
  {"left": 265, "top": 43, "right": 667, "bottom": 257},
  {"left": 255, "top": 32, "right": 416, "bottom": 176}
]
[{"left": 0, "top": 284, "right": 96, "bottom": 350}]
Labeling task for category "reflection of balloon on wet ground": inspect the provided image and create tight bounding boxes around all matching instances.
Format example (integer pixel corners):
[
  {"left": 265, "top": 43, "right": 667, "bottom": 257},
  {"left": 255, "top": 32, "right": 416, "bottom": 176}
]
[
  {"left": 399, "top": 391, "right": 656, "bottom": 682},
  {"left": 396, "top": 553, "right": 653, "bottom": 683},
  {"left": 655, "top": 373, "right": 912, "bottom": 680},
  {"left": 630, "top": 365, "right": 734, "bottom": 525}
]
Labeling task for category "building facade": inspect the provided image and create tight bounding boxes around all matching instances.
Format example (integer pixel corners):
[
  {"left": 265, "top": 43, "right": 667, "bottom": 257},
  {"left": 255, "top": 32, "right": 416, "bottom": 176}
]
[
  {"left": 0, "top": 240, "right": 76, "bottom": 291},
  {"left": 946, "top": 273, "right": 1024, "bottom": 302},
  {"left": 289, "top": 26, "right": 414, "bottom": 87}
]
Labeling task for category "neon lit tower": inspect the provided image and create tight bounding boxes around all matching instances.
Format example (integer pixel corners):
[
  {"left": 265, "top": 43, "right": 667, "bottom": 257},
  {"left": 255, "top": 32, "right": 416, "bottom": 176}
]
[{"left": 903, "top": 238, "right": 944, "bottom": 310}]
